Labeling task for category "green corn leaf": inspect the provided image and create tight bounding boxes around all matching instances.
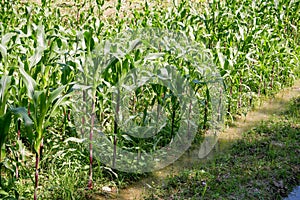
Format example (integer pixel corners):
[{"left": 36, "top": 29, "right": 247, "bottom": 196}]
[
  {"left": 0, "top": 106, "right": 32, "bottom": 159},
  {"left": 0, "top": 189, "right": 9, "bottom": 196},
  {"left": 12, "top": 107, "right": 34, "bottom": 144},
  {"left": 28, "top": 48, "right": 44, "bottom": 68},
  {"left": 47, "top": 92, "right": 69, "bottom": 118},
  {"left": 37, "top": 91, "right": 47, "bottom": 128},
  {"left": 47, "top": 86, "right": 66, "bottom": 107},
  {"left": 0, "top": 147, "right": 6, "bottom": 162},
  {"left": 2, "top": 159, "right": 14, "bottom": 173},
  {"left": 64, "top": 137, "right": 86, "bottom": 143},
  {"left": 19, "top": 67, "right": 37, "bottom": 100},
  {"left": 11, "top": 107, "right": 33, "bottom": 127},
  {"left": 45, "top": 86, "right": 69, "bottom": 125},
  {"left": 246, "top": 51, "right": 258, "bottom": 63},
  {"left": 0, "top": 44, "right": 7, "bottom": 61},
  {"left": 0, "top": 111, "right": 12, "bottom": 151},
  {"left": 145, "top": 53, "right": 165, "bottom": 60},
  {"left": 34, "top": 136, "right": 42, "bottom": 155},
  {"left": 28, "top": 23, "right": 46, "bottom": 68},
  {"left": 16, "top": 139, "right": 26, "bottom": 161},
  {"left": 122, "top": 134, "right": 133, "bottom": 141},
  {"left": 36, "top": 23, "right": 46, "bottom": 49},
  {"left": 0, "top": 75, "right": 11, "bottom": 115},
  {"left": 216, "top": 42, "right": 225, "bottom": 69},
  {"left": 1, "top": 32, "right": 15, "bottom": 46},
  {"left": 0, "top": 32, "right": 15, "bottom": 61}
]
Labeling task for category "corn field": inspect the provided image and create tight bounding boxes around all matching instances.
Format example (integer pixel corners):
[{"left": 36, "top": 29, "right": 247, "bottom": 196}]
[{"left": 0, "top": 0, "right": 300, "bottom": 199}]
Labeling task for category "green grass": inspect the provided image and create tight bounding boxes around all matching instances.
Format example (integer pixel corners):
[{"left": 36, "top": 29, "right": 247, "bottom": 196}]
[{"left": 146, "top": 97, "right": 300, "bottom": 200}]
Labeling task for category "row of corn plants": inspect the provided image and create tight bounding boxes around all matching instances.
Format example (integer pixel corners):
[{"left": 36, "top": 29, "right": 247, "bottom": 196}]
[{"left": 0, "top": 0, "right": 300, "bottom": 199}]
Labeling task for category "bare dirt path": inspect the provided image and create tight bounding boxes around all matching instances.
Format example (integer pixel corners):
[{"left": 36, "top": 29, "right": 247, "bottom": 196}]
[{"left": 220, "top": 79, "right": 300, "bottom": 141}]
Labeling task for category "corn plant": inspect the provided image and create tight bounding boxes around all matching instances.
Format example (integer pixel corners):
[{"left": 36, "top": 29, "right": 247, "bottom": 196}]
[
  {"left": 19, "top": 65, "right": 69, "bottom": 199},
  {"left": 0, "top": 75, "right": 33, "bottom": 197}
]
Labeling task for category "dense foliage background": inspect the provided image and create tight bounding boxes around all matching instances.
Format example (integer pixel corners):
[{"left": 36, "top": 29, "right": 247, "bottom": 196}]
[{"left": 0, "top": 0, "right": 299, "bottom": 199}]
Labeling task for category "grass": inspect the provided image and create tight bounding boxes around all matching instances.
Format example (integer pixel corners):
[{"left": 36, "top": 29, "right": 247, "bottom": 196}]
[{"left": 146, "top": 97, "right": 300, "bottom": 200}]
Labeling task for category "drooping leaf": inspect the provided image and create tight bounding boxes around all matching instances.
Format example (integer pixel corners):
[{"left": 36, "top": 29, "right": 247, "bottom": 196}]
[
  {"left": 36, "top": 23, "right": 46, "bottom": 50},
  {"left": 145, "top": 53, "right": 165, "bottom": 60},
  {"left": 47, "top": 86, "right": 66, "bottom": 107},
  {"left": 0, "top": 189, "right": 9, "bottom": 196},
  {"left": 28, "top": 48, "right": 44, "bottom": 68},
  {"left": 64, "top": 137, "right": 86, "bottom": 143},
  {"left": 1, "top": 32, "right": 15, "bottom": 46},
  {"left": 11, "top": 107, "right": 33, "bottom": 127},
  {"left": 0, "top": 44, "right": 7, "bottom": 61},
  {"left": 0, "top": 111, "right": 12, "bottom": 151},
  {"left": 19, "top": 67, "right": 37, "bottom": 100},
  {"left": 0, "top": 75, "right": 11, "bottom": 115},
  {"left": 28, "top": 23, "right": 46, "bottom": 68}
]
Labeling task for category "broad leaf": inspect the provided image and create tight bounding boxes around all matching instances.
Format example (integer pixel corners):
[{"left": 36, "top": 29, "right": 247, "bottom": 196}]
[
  {"left": 0, "top": 76, "right": 11, "bottom": 115},
  {"left": 19, "top": 67, "right": 37, "bottom": 100},
  {"left": 0, "top": 111, "right": 12, "bottom": 151}
]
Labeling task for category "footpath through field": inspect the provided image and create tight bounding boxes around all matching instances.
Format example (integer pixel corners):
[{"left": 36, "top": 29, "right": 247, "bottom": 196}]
[{"left": 96, "top": 79, "right": 300, "bottom": 199}]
